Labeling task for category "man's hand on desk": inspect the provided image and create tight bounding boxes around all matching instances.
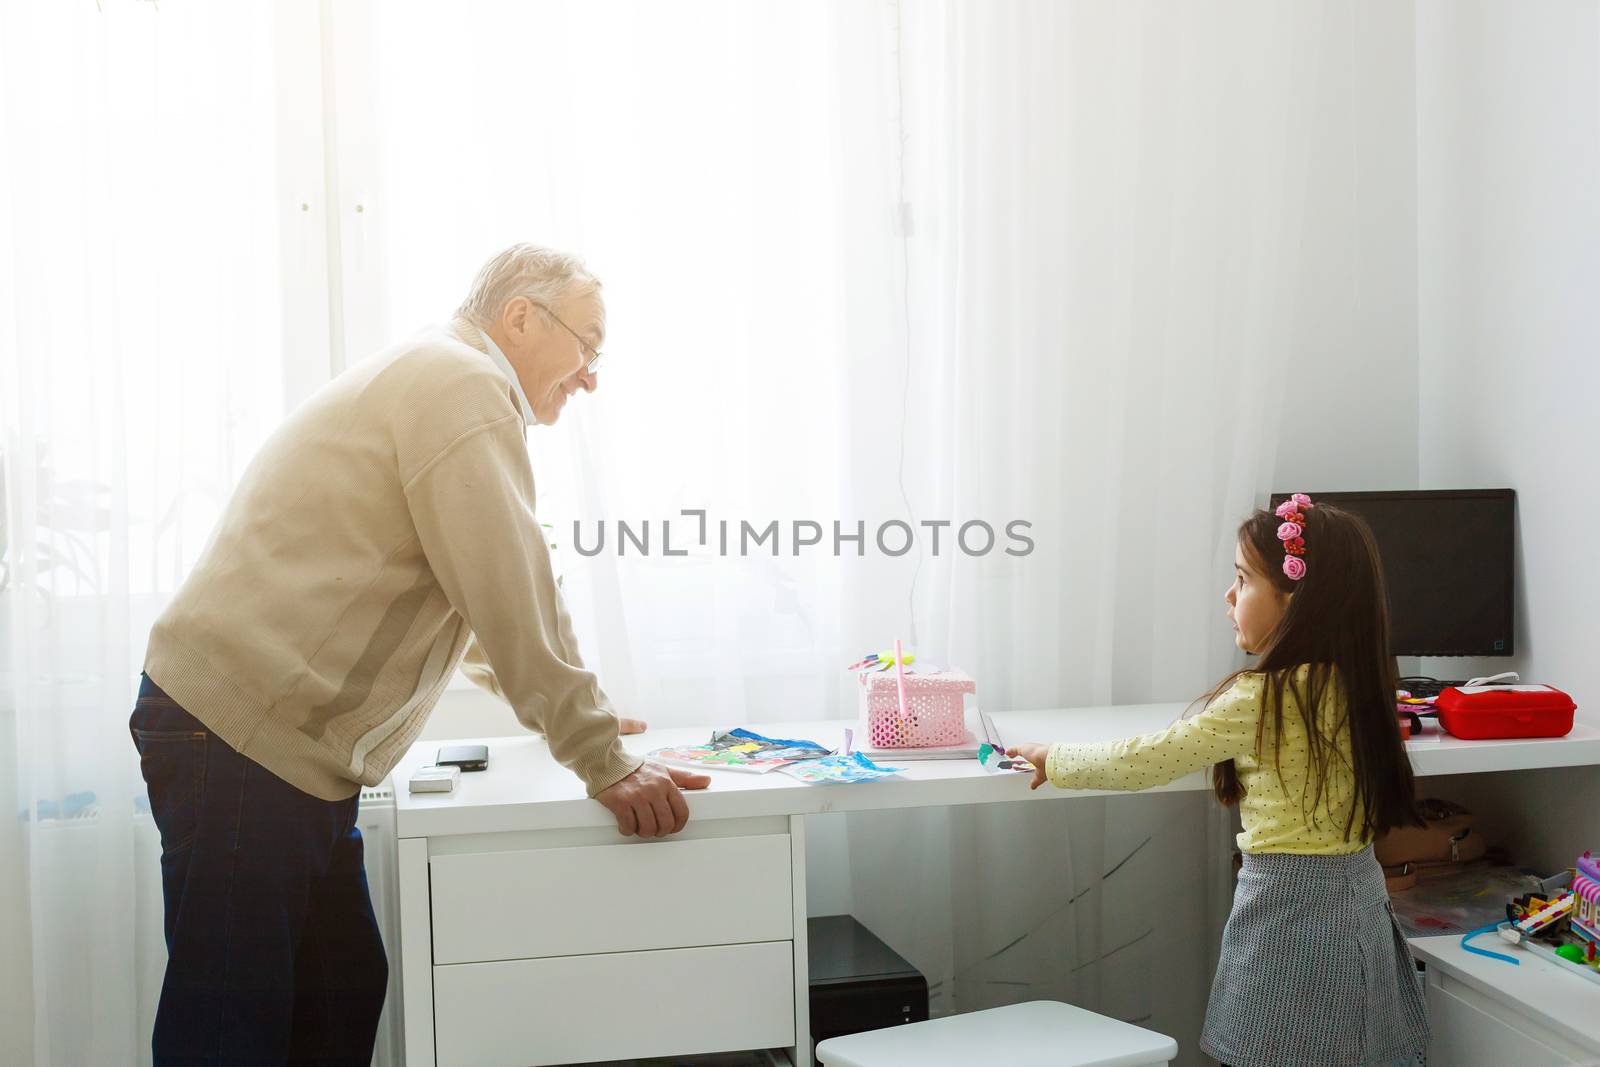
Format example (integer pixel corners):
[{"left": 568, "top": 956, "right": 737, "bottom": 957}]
[
  {"left": 595, "top": 761, "right": 711, "bottom": 839},
  {"left": 1006, "top": 743, "right": 1050, "bottom": 790}
]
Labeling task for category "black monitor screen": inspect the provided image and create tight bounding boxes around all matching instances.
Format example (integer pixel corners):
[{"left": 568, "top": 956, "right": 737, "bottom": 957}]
[{"left": 1267, "top": 489, "right": 1515, "bottom": 657}]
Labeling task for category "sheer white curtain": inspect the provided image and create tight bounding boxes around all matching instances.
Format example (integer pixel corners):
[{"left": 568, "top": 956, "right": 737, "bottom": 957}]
[
  {"left": 0, "top": 3, "right": 291, "bottom": 1063},
  {"left": 335, "top": 0, "right": 872, "bottom": 724},
  {"left": 839, "top": 4, "right": 1347, "bottom": 1055}
]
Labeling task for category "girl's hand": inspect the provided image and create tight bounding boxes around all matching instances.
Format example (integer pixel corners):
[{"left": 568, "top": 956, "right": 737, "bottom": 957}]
[{"left": 1006, "top": 743, "right": 1050, "bottom": 790}]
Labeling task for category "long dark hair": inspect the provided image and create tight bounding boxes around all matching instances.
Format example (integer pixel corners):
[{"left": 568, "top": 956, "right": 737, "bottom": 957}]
[{"left": 1207, "top": 503, "right": 1422, "bottom": 840}]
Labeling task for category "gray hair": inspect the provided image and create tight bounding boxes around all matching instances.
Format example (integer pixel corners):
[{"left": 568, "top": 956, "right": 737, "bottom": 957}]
[{"left": 457, "top": 243, "right": 603, "bottom": 331}]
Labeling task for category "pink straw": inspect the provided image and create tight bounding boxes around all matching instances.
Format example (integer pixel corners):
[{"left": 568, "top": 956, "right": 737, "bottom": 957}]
[{"left": 894, "top": 639, "right": 909, "bottom": 720}]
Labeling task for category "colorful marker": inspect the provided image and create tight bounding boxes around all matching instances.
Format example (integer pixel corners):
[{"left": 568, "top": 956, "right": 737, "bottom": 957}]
[{"left": 894, "top": 639, "right": 909, "bottom": 720}]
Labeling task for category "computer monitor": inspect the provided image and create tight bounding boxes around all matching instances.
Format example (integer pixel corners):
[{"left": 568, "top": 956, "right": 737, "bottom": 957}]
[{"left": 1267, "top": 489, "right": 1515, "bottom": 657}]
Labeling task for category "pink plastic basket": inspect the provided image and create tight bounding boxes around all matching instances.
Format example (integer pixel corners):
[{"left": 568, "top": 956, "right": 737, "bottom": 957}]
[{"left": 858, "top": 670, "right": 976, "bottom": 749}]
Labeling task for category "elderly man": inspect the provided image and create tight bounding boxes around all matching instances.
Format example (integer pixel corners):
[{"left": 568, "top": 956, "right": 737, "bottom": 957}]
[{"left": 128, "top": 244, "right": 708, "bottom": 1064}]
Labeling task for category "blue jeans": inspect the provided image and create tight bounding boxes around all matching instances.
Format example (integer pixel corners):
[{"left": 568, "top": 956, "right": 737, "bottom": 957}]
[{"left": 130, "top": 674, "right": 388, "bottom": 1065}]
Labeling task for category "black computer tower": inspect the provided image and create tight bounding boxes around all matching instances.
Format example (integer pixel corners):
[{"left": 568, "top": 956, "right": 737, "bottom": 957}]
[{"left": 807, "top": 914, "right": 929, "bottom": 1055}]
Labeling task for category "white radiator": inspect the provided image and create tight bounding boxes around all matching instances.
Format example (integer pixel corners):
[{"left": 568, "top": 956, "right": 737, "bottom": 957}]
[
  {"left": 360, "top": 780, "right": 404, "bottom": 1067},
  {"left": 32, "top": 785, "right": 404, "bottom": 1067}
]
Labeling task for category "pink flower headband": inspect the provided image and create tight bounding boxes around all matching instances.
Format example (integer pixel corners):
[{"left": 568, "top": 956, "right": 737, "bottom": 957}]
[{"left": 1274, "top": 493, "right": 1313, "bottom": 581}]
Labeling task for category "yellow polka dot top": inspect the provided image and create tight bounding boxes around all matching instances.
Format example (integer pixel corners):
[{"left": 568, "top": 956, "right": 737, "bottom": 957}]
[{"left": 1045, "top": 666, "right": 1367, "bottom": 855}]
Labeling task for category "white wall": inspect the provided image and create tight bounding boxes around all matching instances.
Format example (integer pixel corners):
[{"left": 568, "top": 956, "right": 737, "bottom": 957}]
[
  {"left": 1415, "top": 0, "right": 1600, "bottom": 870},
  {"left": 418, "top": 683, "right": 513, "bottom": 741}
]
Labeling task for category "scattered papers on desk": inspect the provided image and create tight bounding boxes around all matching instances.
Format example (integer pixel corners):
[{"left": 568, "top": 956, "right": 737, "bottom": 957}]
[
  {"left": 649, "top": 728, "right": 831, "bottom": 773},
  {"left": 777, "top": 752, "right": 904, "bottom": 784},
  {"left": 650, "top": 728, "right": 905, "bottom": 784}
]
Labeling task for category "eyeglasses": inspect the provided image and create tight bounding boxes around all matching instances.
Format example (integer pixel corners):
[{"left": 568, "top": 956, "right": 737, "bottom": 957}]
[{"left": 533, "top": 302, "right": 604, "bottom": 375}]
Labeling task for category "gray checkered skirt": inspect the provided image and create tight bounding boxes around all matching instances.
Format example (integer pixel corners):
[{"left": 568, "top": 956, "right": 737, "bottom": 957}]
[{"left": 1199, "top": 846, "right": 1428, "bottom": 1067}]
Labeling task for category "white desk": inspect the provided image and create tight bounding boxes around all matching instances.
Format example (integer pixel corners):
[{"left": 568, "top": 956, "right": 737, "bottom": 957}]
[
  {"left": 391, "top": 704, "right": 1600, "bottom": 1066},
  {"left": 1410, "top": 934, "right": 1600, "bottom": 1065}
]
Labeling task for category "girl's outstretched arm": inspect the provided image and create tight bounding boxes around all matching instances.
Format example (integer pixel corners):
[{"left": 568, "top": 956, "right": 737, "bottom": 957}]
[{"left": 1011, "top": 674, "right": 1265, "bottom": 793}]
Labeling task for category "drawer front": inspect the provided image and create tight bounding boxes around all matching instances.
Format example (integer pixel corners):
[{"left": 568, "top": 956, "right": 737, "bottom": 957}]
[
  {"left": 432, "top": 831, "right": 793, "bottom": 966},
  {"left": 433, "top": 941, "right": 795, "bottom": 1067},
  {"left": 1426, "top": 975, "right": 1582, "bottom": 1066},
  {"left": 431, "top": 832, "right": 792, "bottom": 964}
]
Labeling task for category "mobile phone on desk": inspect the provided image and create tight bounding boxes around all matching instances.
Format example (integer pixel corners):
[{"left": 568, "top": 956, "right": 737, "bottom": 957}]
[{"left": 436, "top": 744, "right": 489, "bottom": 771}]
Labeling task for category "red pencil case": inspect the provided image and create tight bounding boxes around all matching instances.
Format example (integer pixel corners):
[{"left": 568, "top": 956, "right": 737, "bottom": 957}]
[{"left": 1435, "top": 684, "right": 1577, "bottom": 740}]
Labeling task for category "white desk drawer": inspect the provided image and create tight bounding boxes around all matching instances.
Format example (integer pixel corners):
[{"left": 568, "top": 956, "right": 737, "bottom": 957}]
[
  {"left": 1426, "top": 972, "right": 1590, "bottom": 1065},
  {"left": 433, "top": 941, "right": 795, "bottom": 1067},
  {"left": 431, "top": 832, "right": 792, "bottom": 964}
]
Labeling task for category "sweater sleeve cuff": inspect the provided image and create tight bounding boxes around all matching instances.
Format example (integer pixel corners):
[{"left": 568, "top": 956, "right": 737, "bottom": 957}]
[
  {"left": 1046, "top": 742, "right": 1074, "bottom": 789},
  {"left": 577, "top": 741, "right": 646, "bottom": 798}
]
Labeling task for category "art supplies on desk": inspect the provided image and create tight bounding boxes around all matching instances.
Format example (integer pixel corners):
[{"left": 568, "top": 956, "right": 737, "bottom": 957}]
[
  {"left": 846, "top": 648, "right": 921, "bottom": 673},
  {"left": 1395, "top": 694, "right": 1435, "bottom": 737},
  {"left": 650, "top": 728, "right": 831, "bottom": 773},
  {"left": 977, "top": 742, "right": 1034, "bottom": 774},
  {"left": 777, "top": 752, "right": 903, "bottom": 784}
]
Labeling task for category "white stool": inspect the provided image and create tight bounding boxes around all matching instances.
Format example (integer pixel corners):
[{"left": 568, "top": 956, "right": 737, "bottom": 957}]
[{"left": 814, "top": 1000, "right": 1177, "bottom": 1066}]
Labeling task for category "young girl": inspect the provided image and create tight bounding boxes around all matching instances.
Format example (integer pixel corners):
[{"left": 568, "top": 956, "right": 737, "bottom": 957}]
[{"left": 1009, "top": 495, "right": 1428, "bottom": 1067}]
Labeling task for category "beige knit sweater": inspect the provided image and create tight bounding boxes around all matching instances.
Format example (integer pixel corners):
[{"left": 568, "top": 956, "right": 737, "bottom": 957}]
[{"left": 144, "top": 317, "right": 643, "bottom": 801}]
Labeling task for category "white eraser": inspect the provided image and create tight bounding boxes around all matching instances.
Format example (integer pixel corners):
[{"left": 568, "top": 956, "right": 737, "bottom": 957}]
[{"left": 409, "top": 765, "right": 461, "bottom": 794}]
